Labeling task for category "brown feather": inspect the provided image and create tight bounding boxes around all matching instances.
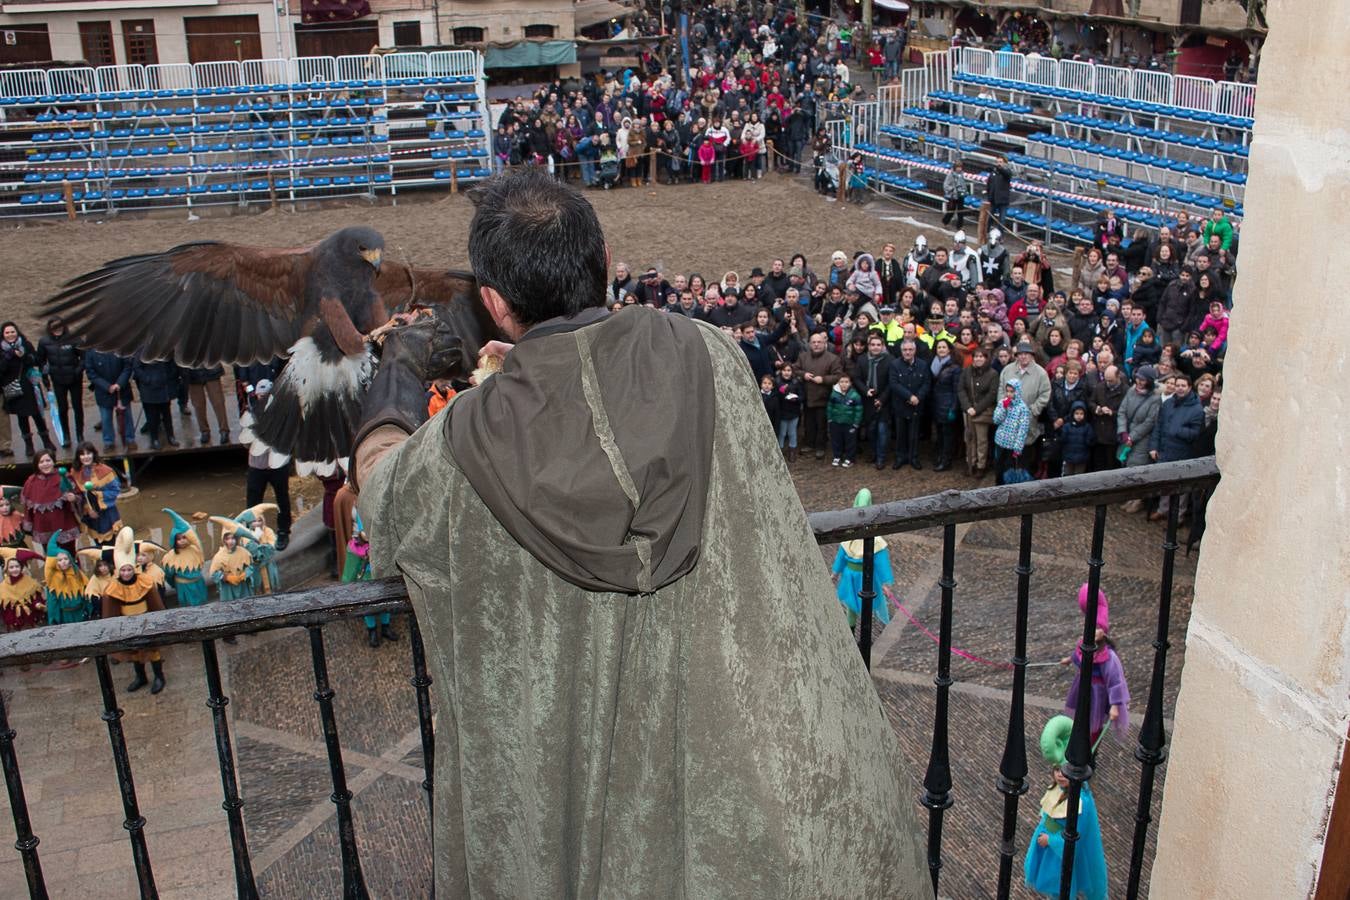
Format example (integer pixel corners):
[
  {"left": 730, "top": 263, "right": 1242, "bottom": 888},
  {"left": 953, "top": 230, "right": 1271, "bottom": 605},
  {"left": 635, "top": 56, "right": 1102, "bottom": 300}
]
[{"left": 374, "top": 265, "right": 477, "bottom": 313}]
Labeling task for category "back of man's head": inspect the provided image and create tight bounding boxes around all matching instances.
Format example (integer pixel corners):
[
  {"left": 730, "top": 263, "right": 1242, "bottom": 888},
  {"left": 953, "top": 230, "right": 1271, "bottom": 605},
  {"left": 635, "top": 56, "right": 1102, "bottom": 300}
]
[{"left": 468, "top": 169, "right": 607, "bottom": 327}]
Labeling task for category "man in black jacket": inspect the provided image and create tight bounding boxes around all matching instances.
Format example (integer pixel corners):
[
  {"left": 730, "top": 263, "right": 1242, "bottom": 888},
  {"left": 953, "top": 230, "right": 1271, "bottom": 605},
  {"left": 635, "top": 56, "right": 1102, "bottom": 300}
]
[
  {"left": 854, "top": 333, "right": 893, "bottom": 469},
  {"left": 888, "top": 338, "right": 931, "bottom": 470},
  {"left": 37, "top": 317, "right": 84, "bottom": 448},
  {"left": 985, "top": 155, "right": 1013, "bottom": 222}
]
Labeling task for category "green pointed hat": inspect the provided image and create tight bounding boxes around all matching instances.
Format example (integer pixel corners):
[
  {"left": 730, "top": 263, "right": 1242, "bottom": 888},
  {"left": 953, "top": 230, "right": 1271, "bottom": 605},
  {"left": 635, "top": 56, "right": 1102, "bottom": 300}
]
[
  {"left": 853, "top": 488, "right": 873, "bottom": 508},
  {"left": 163, "top": 508, "right": 194, "bottom": 543},
  {"left": 45, "top": 533, "right": 74, "bottom": 562},
  {"left": 1040, "top": 715, "right": 1074, "bottom": 767}
]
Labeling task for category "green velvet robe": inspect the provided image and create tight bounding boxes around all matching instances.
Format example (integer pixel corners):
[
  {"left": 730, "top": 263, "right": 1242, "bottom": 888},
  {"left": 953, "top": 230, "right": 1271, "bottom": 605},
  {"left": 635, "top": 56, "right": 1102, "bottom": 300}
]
[{"left": 364, "top": 315, "right": 929, "bottom": 898}]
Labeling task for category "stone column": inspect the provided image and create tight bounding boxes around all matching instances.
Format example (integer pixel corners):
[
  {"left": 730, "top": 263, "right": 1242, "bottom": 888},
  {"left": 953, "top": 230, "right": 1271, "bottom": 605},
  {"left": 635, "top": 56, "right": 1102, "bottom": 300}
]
[{"left": 1149, "top": 2, "right": 1350, "bottom": 897}]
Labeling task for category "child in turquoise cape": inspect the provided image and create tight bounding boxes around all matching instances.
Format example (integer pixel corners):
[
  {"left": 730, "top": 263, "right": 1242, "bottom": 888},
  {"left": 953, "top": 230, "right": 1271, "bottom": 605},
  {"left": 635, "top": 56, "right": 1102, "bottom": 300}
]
[
  {"left": 1025, "top": 715, "right": 1108, "bottom": 900},
  {"left": 830, "top": 488, "right": 895, "bottom": 626}
]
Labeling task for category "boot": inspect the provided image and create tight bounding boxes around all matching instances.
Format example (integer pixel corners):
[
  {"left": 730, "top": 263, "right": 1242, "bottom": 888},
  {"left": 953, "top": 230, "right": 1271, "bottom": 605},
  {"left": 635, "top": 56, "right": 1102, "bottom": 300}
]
[
  {"left": 199, "top": 431, "right": 210, "bottom": 445},
  {"left": 788, "top": 447, "right": 799, "bottom": 463},
  {"left": 219, "top": 429, "right": 230, "bottom": 445},
  {"left": 150, "top": 661, "right": 165, "bottom": 695},
  {"left": 126, "top": 663, "right": 149, "bottom": 692},
  {"left": 164, "top": 427, "right": 179, "bottom": 448},
  {"left": 367, "top": 627, "right": 380, "bottom": 648},
  {"left": 380, "top": 623, "right": 400, "bottom": 643},
  {"left": 276, "top": 532, "right": 290, "bottom": 552},
  {"left": 39, "top": 430, "right": 54, "bottom": 452},
  {"left": 22, "top": 437, "right": 34, "bottom": 458}
]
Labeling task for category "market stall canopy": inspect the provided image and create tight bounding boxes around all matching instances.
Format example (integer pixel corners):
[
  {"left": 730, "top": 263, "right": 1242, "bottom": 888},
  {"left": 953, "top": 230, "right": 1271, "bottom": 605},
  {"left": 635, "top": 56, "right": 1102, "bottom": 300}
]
[
  {"left": 484, "top": 40, "right": 577, "bottom": 69},
  {"left": 574, "top": 0, "right": 631, "bottom": 29},
  {"left": 875, "top": 0, "right": 911, "bottom": 10}
]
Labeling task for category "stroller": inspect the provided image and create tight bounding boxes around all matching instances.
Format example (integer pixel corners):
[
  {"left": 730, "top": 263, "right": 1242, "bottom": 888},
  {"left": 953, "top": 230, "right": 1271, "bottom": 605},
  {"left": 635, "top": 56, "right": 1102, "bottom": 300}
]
[{"left": 815, "top": 149, "right": 842, "bottom": 195}]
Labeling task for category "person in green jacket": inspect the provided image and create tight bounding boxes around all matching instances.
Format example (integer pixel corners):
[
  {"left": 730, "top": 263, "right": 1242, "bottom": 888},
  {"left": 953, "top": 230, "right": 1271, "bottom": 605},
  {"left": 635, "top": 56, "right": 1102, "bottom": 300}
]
[
  {"left": 1201, "top": 208, "right": 1233, "bottom": 251},
  {"left": 827, "top": 373, "right": 864, "bottom": 467}
]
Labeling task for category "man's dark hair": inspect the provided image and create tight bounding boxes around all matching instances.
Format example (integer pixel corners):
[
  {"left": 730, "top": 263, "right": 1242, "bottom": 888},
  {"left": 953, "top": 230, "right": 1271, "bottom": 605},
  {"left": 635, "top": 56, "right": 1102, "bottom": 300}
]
[{"left": 467, "top": 169, "right": 607, "bottom": 327}]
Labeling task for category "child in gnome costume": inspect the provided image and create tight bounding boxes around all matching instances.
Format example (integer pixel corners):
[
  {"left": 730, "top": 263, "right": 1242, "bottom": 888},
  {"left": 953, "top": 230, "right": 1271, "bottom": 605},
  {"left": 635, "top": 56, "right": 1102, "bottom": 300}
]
[
  {"left": 161, "top": 508, "right": 208, "bottom": 607},
  {"left": 208, "top": 527, "right": 255, "bottom": 604},
  {"left": 212, "top": 504, "right": 280, "bottom": 595},
  {"left": 341, "top": 509, "right": 399, "bottom": 648},
  {"left": 78, "top": 544, "right": 115, "bottom": 617},
  {"left": 830, "top": 488, "right": 897, "bottom": 627},
  {"left": 1024, "top": 715, "right": 1109, "bottom": 900},
  {"left": 1060, "top": 583, "right": 1131, "bottom": 746},
  {"left": 0, "top": 487, "right": 25, "bottom": 548},
  {"left": 43, "top": 534, "right": 89, "bottom": 624},
  {"left": 0, "top": 547, "right": 45, "bottom": 630},
  {"left": 74, "top": 442, "right": 123, "bottom": 543},
  {"left": 136, "top": 538, "right": 166, "bottom": 591},
  {"left": 100, "top": 526, "right": 167, "bottom": 693}
]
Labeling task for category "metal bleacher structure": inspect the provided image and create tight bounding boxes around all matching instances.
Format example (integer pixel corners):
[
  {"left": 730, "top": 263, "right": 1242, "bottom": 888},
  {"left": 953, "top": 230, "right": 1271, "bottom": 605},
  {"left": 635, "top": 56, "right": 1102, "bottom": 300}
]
[
  {"left": 0, "top": 50, "right": 493, "bottom": 218},
  {"left": 849, "top": 47, "right": 1257, "bottom": 248}
]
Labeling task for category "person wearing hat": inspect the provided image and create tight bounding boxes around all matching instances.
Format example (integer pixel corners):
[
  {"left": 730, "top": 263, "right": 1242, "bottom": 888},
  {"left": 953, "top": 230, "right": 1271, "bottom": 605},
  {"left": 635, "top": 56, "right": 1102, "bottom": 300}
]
[
  {"left": 1060, "top": 583, "right": 1130, "bottom": 747},
  {"left": 949, "top": 230, "right": 981, "bottom": 290},
  {"left": 1023, "top": 715, "right": 1109, "bottom": 900},
  {"left": 43, "top": 534, "right": 89, "bottom": 625},
  {"left": 244, "top": 380, "right": 292, "bottom": 552},
  {"left": 903, "top": 235, "right": 932, "bottom": 285},
  {"left": 1116, "top": 366, "right": 1162, "bottom": 511},
  {"left": 0, "top": 487, "right": 24, "bottom": 549},
  {"left": 79, "top": 544, "right": 115, "bottom": 610},
  {"left": 980, "top": 228, "right": 1009, "bottom": 289},
  {"left": 831, "top": 489, "right": 896, "bottom": 626},
  {"left": 826, "top": 250, "right": 851, "bottom": 290},
  {"left": 208, "top": 526, "right": 255, "bottom": 606},
  {"left": 0, "top": 547, "right": 44, "bottom": 632},
  {"left": 213, "top": 504, "right": 281, "bottom": 594},
  {"left": 998, "top": 340, "right": 1052, "bottom": 473},
  {"left": 74, "top": 442, "right": 122, "bottom": 544},
  {"left": 101, "top": 526, "right": 167, "bottom": 693},
  {"left": 161, "top": 508, "right": 208, "bottom": 607}
]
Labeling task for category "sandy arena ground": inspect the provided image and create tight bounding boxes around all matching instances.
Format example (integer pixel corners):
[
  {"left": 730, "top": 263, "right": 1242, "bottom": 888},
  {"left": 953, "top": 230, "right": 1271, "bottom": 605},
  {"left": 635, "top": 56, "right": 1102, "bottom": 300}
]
[{"left": 0, "top": 176, "right": 947, "bottom": 333}]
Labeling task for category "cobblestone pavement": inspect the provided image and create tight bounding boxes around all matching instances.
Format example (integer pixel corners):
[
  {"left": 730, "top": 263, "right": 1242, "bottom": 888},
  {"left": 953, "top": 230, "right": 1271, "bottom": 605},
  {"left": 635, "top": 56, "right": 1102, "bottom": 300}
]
[{"left": 0, "top": 449, "right": 1196, "bottom": 898}]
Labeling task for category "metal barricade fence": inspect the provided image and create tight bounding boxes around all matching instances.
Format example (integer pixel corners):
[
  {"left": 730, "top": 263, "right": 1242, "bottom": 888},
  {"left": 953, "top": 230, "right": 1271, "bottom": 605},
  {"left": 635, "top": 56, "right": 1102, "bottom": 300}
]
[
  {"left": 1094, "top": 64, "right": 1132, "bottom": 100},
  {"left": 1172, "top": 75, "right": 1215, "bottom": 112},
  {"left": 193, "top": 61, "right": 242, "bottom": 89},
  {"left": 877, "top": 83, "right": 905, "bottom": 130},
  {"left": 959, "top": 47, "right": 995, "bottom": 78},
  {"left": 1026, "top": 55, "right": 1059, "bottom": 89},
  {"left": 146, "top": 63, "right": 194, "bottom": 93},
  {"left": 1060, "top": 59, "right": 1095, "bottom": 95},
  {"left": 46, "top": 67, "right": 96, "bottom": 96},
  {"left": 1215, "top": 82, "right": 1256, "bottom": 119},
  {"left": 993, "top": 50, "right": 1026, "bottom": 83},
  {"left": 291, "top": 56, "right": 336, "bottom": 85},
  {"left": 95, "top": 65, "right": 146, "bottom": 94},
  {"left": 1131, "top": 68, "right": 1173, "bottom": 105},
  {"left": 241, "top": 58, "right": 291, "bottom": 87},
  {"left": 851, "top": 101, "right": 878, "bottom": 149}
]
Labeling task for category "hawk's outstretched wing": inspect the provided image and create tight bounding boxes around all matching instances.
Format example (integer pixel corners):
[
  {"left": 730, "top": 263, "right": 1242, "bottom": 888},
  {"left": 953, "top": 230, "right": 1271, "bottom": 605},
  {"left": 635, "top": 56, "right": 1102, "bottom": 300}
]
[{"left": 45, "top": 241, "right": 316, "bottom": 367}]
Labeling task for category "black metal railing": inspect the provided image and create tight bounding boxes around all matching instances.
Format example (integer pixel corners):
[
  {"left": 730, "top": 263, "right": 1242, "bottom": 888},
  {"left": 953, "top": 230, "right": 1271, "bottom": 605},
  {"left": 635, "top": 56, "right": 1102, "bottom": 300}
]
[{"left": 0, "top": 457, "right": 1220, "bottom": 900}]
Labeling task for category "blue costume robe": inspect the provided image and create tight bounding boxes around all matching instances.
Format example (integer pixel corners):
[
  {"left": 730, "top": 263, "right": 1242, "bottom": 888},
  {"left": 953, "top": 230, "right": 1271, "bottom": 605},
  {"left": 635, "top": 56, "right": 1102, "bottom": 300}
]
[
  {"left": 831, "top": 537, "right": 894, "bottom": 625},
  {"left": 1024, "top": 783, "right": 1108, "bottom": 900}
]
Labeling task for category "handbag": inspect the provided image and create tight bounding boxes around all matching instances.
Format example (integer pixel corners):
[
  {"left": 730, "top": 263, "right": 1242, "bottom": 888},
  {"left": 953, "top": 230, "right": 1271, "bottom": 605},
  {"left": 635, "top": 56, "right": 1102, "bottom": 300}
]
[{"left": 2, "top": 380, "right": 21, "bottom": 400}]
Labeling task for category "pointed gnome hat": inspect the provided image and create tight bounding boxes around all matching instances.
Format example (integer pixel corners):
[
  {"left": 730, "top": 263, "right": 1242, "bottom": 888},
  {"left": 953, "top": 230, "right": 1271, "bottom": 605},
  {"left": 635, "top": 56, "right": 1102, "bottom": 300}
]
[
  {"left": 45, "top": 533, "right": 75, "bottom": 563},
  {"left": 163, "top": 508, "right": 195, "bottom": 544},
  {"left": 134, "top": 538, "right": 166, "bottom": 559},
  {"left": 1076, "top": 582, "right": 1110, "bottom": 632},
  {"left": 1040, "top": 714, "right": 1074, "bottom": 767},
  {"left": 78, "top": 544, "right": 115, "bottom": 568},
  {"left": 0, "top": 546, "right": 42, "bottom": 566},
  {"left": 210, "top": 516, "right": 257, "bottom": 547},
  {"left": 112, "top": 526, "right": 137, "bottom": 570},
  {"left": 842, "top": 488, "right": 886, "bottom": 557}
]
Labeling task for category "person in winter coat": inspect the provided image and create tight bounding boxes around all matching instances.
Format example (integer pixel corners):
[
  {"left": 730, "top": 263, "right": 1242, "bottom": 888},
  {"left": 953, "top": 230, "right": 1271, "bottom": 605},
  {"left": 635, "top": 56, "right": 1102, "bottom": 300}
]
[
  {"left": 0, "top": 322, "right": 54, "bottom": 457},
  {"left": 959, "top": 345, "right": 999, "bottom": 477},
  {"left": 131, "top": 358, "right": 181, "bottom": 450},
  {"left": 37, "top": 317, "right": 84, "bottom": 448},
  {"left": 986, "top": 155, "right": 1013, "bottom": 221},
  {"left": 942, "top": 160, "right": 970, "bottom": 229},
  {"left": 1148, "top": 373, "right": 1205, "bottom": 520},
  {"left": 775, "top": 363, "right": 805, "bottom": 459},
  {"left": 1156, "top": 267, "right": 1196, "bottom": 347},
  {"left": 853, "top": 334, "right": 893, "bottom": 468},
  {"left": 1059, "top": 401, "right": 1096, "bottom": 476},
  {"left": 993, "top": 378, "right": 1031, "bottom": 484},
  {"left": 826, "top": 374, "right": 864, "bottom": 466},
  {"left": 1116, "top": 366, "right": 1162, "bottom": 510},
  {"left": 846, "top": 253, "right": 884, "bottom": 304},
  {"left": 999, "top": 341, "right": 1052, "bottom": 464},
  {"left": 929, "top": 339, "right": 962, "bottom": 471},
  {"left": 796, "top": 332, "right": 843, "bottom": 459},
  {"left": 737, "top": 321, "right": 787, "bottom": 383},
  {"left": 1201, "top": 209, "right": 1234, "bottom": 252},
  {"left": 85, "top": 350, "right": 135, "bottom": 450},
  {"left": 888, "top": 339, "right": 931, "bottom": 469},
  {"left": 1088, "top": 365, "right": 1127, "bottom": 471},
  {"left": 1198, "top": 299, "right": 1231, "bottom": 353}
]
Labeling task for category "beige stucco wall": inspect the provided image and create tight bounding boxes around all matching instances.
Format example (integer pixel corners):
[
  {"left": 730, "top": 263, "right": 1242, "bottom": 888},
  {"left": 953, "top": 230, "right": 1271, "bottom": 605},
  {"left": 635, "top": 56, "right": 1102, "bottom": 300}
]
[
  {"left": 0, "top": 2, "right": 291, "bottom": 65},
  {"left": 1149, "top": 0, "right": 1350, "bottom": 896}
]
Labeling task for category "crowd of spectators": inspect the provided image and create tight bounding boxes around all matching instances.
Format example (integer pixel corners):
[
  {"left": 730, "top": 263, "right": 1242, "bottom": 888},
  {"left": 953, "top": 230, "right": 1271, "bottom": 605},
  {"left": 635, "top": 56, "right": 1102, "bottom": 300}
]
[
  {"left": 491, "top": 2, "right": 902, "bottom": 187},
  {"left": 611, "top": 210, "right": 1227, "bottom": 520}
]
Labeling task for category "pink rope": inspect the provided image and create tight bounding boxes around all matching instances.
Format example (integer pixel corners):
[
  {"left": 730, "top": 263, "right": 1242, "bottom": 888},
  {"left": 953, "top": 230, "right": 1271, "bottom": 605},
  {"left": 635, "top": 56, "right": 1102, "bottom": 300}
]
[{"left": 883, "top": 587, "right": 1014, "bottom": 670}]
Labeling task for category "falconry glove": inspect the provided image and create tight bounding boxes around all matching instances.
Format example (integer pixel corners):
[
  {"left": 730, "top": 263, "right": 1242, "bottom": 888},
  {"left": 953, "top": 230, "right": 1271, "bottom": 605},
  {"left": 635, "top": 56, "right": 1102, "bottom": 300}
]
[{"left": 354, "top": 308, "right": 467, "bottom": 450}]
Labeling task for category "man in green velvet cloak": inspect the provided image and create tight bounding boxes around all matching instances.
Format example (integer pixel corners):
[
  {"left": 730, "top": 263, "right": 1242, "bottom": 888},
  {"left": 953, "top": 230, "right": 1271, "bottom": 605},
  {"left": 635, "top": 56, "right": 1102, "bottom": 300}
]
[{"left": 352, "top": 168, "right": 931, "bottom": 898}]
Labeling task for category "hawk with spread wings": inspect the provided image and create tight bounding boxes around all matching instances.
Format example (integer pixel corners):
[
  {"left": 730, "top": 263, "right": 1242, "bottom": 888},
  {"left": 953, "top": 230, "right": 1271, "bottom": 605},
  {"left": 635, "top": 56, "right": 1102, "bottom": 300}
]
[{"left": 45, "top": 226, "right": 498, "bottom": 475}]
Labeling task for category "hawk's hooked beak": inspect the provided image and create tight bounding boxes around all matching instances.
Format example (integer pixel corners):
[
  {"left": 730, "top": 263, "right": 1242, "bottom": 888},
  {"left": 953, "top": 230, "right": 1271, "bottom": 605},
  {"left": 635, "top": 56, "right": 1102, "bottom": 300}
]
[{"left": 361, "top": 247, "right": 383, "bottom": 271}]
